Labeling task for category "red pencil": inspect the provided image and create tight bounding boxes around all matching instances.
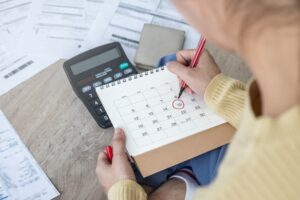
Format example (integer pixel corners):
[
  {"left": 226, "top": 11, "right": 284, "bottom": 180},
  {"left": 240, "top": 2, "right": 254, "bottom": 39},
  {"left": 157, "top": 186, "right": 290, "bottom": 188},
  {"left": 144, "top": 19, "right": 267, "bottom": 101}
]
[
  {"left": 177, "top": 37, "right": 206, "bottom": 99},
  {"left": 105, "top": 145, "right": 113, "bottom": 163}
]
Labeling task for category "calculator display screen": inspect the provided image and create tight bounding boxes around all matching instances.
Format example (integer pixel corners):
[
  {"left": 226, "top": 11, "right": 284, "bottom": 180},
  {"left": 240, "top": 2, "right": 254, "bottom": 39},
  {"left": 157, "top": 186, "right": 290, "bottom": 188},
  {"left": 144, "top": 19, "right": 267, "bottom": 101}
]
[{"left": 70, "top": 48, "right": 121, "bottom": 75}]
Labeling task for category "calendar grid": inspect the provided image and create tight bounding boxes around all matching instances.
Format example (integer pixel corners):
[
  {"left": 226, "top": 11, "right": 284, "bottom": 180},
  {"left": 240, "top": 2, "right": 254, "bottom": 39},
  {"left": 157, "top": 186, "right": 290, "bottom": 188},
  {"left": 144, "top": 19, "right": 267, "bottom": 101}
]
[
  {"left": 98, "top": 67, "right": 226, "bottom": 156},
  {"left": 140, "top": 88, "right": 168, "bottom": 144},
  {"left": 113, "top": 81, "right": 219, "bottom": 149},
  {"left": 114, "top": 95, "right": 138, "bottom": 147}
]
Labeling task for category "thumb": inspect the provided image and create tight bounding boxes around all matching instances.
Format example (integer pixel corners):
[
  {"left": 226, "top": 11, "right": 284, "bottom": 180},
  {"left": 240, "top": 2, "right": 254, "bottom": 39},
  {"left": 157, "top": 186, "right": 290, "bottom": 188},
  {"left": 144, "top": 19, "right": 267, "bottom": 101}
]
[
  {"left": 112, "top": 128, "right": 126, "bottom": 159},
  {"left": 167, "top": 61, "right": 194, "bottom": 83},
  {"left": 96, "top": 151, "right": 110, "bottom": 172}
]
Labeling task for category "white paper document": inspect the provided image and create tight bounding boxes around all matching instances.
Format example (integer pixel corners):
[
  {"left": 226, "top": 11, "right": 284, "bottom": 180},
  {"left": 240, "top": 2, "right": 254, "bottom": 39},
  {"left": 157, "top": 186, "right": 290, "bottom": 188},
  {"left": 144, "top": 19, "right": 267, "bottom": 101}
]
[
  {"left": 85, "top": 0, "right": 199, "bottom": 63},
  {"left": 0, "top": 111, "right": 60, "bottom": 200},
  {"left": 0, "top": 43, "right": 56, "bottom": 96},
  {"left": 0, "top": 0, "right": 32, "bottom": 50},
  {"left": 22, "top": 0, "right": 110, "bottom": 58},
  {"left": 0, "top": 0, "right": 56, "bottom": 96}
]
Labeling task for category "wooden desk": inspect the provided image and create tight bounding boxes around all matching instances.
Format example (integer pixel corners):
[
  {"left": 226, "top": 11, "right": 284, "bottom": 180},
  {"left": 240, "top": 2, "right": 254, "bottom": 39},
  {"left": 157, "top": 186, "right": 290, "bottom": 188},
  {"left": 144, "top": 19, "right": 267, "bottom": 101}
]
[{"left": 0, "top": 45, "right": 251, "bottom": 200}]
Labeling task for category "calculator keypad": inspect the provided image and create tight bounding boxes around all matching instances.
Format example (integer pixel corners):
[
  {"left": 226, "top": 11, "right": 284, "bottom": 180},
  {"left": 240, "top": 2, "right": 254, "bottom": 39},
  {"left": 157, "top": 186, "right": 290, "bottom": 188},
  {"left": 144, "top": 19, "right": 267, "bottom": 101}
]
[
  {"left": 103, "top": 77, "right": 113, "bottom": 84},
  {"left": 119, "top": 62, "right": 129, "bottom": 70},
  {"left": 102, "top": 115, "right": 110, "bottom": 122},
  {"left": 83, "top": 89, "right": 112, "bottom": 127},
  {"left": 124, "top": 68, "right": 133, "bottom": 75},
  {"left": 82, "top": 85, "right": 92, "bottom": 93},
  {"left": 93, "top": 81, "right": 102, "bottom": 88},
  {"left": 95, "top": 106, "right": 105, "bottom": 115},
  {"left": 91, "top": 99, "right": 100, "bottom": 107},
  {"left": 85, "top": 91, "right": 96, "bottom": 100},
  {"left": 113, "top": 72, "right": 123, "bottom": 79},
  {"left": 80, "top": 66, "right": 137, "bottom": 128}
]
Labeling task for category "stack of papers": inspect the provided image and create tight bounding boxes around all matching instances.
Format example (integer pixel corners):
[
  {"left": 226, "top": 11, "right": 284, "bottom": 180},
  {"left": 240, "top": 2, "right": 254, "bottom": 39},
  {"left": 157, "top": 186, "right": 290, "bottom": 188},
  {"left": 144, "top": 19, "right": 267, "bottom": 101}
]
[
  {"left": 0, "top": 0, "right": 199, "bottom": 95},
  {"left": 0, "top": 111, "right": 60, "bottom": 200}
]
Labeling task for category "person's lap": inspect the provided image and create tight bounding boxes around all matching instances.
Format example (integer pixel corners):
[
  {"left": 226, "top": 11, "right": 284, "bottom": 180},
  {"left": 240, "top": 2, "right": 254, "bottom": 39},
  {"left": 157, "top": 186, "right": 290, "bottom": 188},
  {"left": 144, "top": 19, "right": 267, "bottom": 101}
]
[
  {"left": 132, "top": 54, "right": 228, "bottom": 188},
  {"left": 133, "top": 144, "right": 228, "bottom": 188}
]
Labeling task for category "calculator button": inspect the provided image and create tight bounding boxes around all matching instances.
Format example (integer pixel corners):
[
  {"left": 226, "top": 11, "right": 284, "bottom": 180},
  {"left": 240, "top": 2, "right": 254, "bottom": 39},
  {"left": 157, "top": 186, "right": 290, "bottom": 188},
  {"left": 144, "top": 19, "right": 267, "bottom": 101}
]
[
  {"left": 119, "top": 62, "right": 129, "bottom": 70},
  {"left": 93, "top": 81, "right": 102, "bottom": 88},
  {"left": 102, "top": 115, "right": 110, "bottom": 122},
  {"left": 81, "top": 85, "right": 92, "bottom": 93},
  {"left": 91, "top": 99, "right": 101, "bottom": 107},
  {"left": 123, "top": 68, "right": 133, "bottom": 75},
  {"left": 85, "top": 91, "right": 96, "bottom": 100},
  {"left": 103, "top": 77, "right": 113, "bottom": 84},
  {"left": 113, "top": 72, "right": 123, "bottom": 80},
  {"left": 95, "top": 106, "right": 105, "bottom": 115},
  {"left": 98, "top": 114, "right": 110, "bottom": 124}
]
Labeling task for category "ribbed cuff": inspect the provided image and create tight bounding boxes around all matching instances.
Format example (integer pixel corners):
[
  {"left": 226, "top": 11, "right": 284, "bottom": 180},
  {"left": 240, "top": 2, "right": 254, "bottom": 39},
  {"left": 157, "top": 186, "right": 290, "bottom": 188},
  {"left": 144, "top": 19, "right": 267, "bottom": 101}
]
[
  {"left": 204, "top": 74, "right": 246, "bottom": 128},
  {"left": 108, "top": 180, "right": 147, "bottom": 200}
]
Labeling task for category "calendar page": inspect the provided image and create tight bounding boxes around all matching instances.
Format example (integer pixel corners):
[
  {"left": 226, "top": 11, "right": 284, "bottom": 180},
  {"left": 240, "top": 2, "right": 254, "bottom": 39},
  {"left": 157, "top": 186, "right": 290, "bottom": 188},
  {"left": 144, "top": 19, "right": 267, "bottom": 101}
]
[{"left": 96, "top": 67, "right": 225, "bottom": 156}]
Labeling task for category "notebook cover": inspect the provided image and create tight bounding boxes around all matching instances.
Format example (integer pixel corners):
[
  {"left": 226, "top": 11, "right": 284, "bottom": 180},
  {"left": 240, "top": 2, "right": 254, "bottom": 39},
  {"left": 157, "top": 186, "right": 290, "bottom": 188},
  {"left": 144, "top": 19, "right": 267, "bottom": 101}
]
[
  {"left": 132, "top": 123, "right": 235, "bottom": 177},
  {"left": 135, "top": 24, "right": 185, "bottom": 70}
]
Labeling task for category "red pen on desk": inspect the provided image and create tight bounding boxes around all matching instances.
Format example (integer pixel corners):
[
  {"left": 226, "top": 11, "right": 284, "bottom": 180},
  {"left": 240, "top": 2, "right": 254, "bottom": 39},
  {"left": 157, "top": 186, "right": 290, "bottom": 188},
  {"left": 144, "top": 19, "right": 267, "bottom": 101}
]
[
  {"left": 105, "top": 145, "right": 113, "bottom": 163},
  {"left": 177, "top": 37, "right": 206, "bottom": 99}
]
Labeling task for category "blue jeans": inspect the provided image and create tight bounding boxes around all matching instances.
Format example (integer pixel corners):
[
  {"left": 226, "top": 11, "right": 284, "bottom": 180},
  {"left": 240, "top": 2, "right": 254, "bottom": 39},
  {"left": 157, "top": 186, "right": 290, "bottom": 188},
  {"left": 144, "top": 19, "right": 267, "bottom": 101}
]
[{"left": 133, "top": 54, "right": 228, "bottom": 188}]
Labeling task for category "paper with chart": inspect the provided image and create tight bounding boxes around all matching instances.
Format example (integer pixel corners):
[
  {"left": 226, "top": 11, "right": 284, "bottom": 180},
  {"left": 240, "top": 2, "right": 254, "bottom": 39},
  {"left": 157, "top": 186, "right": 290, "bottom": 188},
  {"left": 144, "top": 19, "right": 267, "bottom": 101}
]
[
  {"left": 84, "top": 0, "right": 199, "bottom": 63},
  {"left": 0, "top": 111, "right": 60, "bottom": 200},
  {"left": 96, "top": 67, "right": 225, "bottom": 156},
  {"left": 22, "top": 0, "right": 110, "bottom": 58}
]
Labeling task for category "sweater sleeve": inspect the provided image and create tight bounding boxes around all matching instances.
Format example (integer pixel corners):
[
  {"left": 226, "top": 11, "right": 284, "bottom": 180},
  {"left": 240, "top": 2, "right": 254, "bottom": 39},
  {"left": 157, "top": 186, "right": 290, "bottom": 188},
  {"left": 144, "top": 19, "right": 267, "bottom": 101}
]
[
  {"left": 107, "top": 180, "right": 147, "bottom": 200},
  {"left": 204, "top": 74, "right": 246, "bottom": 128}
]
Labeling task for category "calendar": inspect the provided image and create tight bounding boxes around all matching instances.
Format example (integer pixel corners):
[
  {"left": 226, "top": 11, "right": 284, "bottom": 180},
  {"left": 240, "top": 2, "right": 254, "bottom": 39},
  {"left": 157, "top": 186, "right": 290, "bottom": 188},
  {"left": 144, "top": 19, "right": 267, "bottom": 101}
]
[{"left": 96, "top": 67, "right": 225, "bottom": 156}]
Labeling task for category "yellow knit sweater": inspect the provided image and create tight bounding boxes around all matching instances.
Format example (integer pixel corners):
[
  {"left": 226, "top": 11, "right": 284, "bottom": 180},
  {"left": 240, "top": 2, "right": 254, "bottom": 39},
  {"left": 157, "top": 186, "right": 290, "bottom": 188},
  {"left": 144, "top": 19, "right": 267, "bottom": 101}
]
[{"left": 108, "top": 74, "right": 300, "bottom": 200}]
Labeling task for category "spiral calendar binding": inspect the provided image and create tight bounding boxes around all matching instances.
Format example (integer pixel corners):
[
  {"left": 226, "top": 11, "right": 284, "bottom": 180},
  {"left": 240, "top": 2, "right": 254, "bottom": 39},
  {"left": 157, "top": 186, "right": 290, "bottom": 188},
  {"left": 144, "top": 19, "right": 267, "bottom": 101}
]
[{"left": 99, "top": 66, "right": 165, "bottom": 90}]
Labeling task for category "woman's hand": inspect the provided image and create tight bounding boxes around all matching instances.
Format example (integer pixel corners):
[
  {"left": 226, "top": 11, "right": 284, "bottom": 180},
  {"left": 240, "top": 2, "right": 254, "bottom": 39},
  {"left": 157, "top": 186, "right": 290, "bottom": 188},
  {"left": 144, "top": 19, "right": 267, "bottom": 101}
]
[
  {"left": 96, "top": 128, "right": 136, "bottom": 193},
  {"left": 167, "top": 49, "right": 221, "bottom": 96}
]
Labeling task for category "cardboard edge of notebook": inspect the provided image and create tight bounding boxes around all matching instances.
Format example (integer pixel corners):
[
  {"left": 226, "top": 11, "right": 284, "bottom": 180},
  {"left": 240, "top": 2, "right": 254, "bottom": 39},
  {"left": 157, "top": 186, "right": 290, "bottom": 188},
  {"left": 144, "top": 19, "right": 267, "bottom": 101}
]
[{"left": 133, "top": 123, "right": 235, "bottom": 177}]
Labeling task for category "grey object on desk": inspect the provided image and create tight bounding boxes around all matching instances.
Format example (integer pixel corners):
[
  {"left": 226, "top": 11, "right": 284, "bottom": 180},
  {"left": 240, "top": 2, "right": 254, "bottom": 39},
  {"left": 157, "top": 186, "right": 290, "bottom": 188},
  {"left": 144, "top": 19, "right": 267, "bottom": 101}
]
[{"left": 135, "top": 24, "right": 185, "bottom": 70}]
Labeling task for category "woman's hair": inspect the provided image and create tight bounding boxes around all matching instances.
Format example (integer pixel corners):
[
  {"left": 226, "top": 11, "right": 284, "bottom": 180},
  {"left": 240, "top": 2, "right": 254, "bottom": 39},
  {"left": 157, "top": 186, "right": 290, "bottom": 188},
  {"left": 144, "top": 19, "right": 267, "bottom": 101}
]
[
  {"left": 226, "top": 0, "right": 300, "bottom": 44},
  {"left": 226, "top": 0, "right": 300, "bottom": 97}
]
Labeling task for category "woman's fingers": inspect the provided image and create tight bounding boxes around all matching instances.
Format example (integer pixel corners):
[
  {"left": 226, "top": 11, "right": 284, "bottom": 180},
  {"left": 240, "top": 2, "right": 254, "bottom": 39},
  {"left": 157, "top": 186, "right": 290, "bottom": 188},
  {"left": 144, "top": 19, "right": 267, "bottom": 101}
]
[
  {"left": 186, "top": 87, "right": 193, "bottom": 94},
  {"left": 176, "top": 49, "right": 196, "bottom": 65},
  {"left": 167, "top": 61, "right": 195, "bottom": 83},
  {"left": 168, "top": 49, "right": 221, "bottom": 96},
  {"left": 112, "top": 128, "right": 130, "bottom": 167},
  {"left": 167, "top": 61, "right": 198, "bottom": 95},
  {"left": 112, "top": 128, "right": 126, "bottom": 157},
  {"left": 96, "top": 151, "right": 109, "bottom": 176},
  {"left": 176, "top": 76, "right": 194, "bottom": 95}
]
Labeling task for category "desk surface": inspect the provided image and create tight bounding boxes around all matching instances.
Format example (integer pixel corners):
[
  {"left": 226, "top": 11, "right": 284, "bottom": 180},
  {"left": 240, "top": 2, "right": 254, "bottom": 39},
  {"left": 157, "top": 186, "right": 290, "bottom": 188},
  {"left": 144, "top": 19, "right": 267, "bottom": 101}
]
[{"left": 0, "top": 45, "right": 251, "bottom": 200}]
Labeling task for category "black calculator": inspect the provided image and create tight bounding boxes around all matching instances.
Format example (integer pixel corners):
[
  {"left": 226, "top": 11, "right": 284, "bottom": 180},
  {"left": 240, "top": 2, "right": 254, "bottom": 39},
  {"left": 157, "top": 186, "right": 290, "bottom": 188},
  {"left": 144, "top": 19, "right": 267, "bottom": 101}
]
[{"left": 63, "top": 42, "right": 138, "bottom": 128}]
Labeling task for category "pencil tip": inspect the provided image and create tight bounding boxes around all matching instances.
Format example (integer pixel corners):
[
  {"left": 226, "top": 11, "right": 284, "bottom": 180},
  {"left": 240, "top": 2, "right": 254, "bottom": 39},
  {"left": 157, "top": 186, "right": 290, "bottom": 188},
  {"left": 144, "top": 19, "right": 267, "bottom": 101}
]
[{"left": 177, "top": 88, "right": 184, "bottom": 99}]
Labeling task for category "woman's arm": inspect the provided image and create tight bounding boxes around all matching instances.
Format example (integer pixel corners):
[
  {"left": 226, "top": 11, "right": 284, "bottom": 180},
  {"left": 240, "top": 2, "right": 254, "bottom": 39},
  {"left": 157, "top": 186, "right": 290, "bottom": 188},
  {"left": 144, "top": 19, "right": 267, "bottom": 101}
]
[
  {"left": 204, "top": 74, "right": 246, "bottom": 128},
  {"left": 108, "top": 180, "right": 147, "bottom": 200}
]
